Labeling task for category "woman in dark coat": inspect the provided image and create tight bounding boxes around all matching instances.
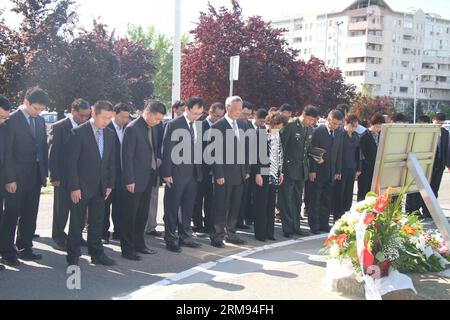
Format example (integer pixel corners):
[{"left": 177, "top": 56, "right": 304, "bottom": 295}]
[{"left": 335, "top": 114, "right": 361, "bottom": 220}]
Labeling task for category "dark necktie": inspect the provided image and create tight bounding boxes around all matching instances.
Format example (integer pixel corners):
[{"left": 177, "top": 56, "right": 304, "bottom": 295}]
[{"left": 29, "top": 117, "right": 36, "bottom": 139}]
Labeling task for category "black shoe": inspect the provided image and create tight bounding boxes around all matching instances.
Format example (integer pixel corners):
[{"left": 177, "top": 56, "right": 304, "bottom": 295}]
[
  {"left": 122, "top": 253, "right": 142, "bottom": 261},
  {"left": 283, "top": 233, "right": 293, "bottom": 238},
  {"left": 320, "top": 226, "right": 331, "bottom": 233},
  {"left": 0, "top": 264, "right": 5, "bottom": 271},
  {"left": 311, "top": 229, "right": 321, "bottom": 235},
  {"left": 225, "top": 237, "right": 247, "bottom": 245},
  {"left": 255, "top": 237, "right": 267, "bottom": 242},
  {"left": 295, "top": 230, "right": 311, "bottom": 237},
  {"left": 102, "top": 238, "right": 110, "bottom": 245},
  {"left": 67, "top": 256, "right": 79, "bottom": 266},
  {"left": 147, "top": 230, "right": 163, "bottom": 237},
  {"left": 192, "top": 226, "right": 205, "bottom": 233},
  {"left": 211, "top": 241, "right": 225, "bottom": 248},
  {"left": 0, "top": 256, "right": 20, "bottom": 267},
  {"left": 267, "top": 236, "right": 276, "bottom": 241},
  {"left": 33, "top": 234, "right": 40, "bottom": 238},
  {"left": 166, "top": 243, "right": 182, "bottom": 253},
  {"left": 137, "top": 247, "right": 158, "bottom": 255},
  {"left": 236, "top": 224, "right": 251, "bottom": 230},
  {"left": 18, "top": 249, "right": 42, "bottom": 261},
  {"left": 179, "top": 240, "right": 202, "bottom": 248},
  {"left": 81, "top": 239, "right": 88, "bottom": 247},
  {"left": 91, "top": 254, "right": 116, "bottom": 266}
]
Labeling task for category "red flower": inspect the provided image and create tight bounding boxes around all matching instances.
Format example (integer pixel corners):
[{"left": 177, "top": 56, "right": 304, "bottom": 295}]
[
  {"left": 337, "top": 234, "right": 348, "bottom": 247},
  {"left": 374, "top": 196, "right": 388, "bottom": 213},
  {"left": 362, "top": 248, "right": 375, "bottom": 268},
  {"left": 324, "top": 235, "right": 337, "bottom": 246},
  {"left": 364, "top": 213, "right": 376, "bottom": 225}
]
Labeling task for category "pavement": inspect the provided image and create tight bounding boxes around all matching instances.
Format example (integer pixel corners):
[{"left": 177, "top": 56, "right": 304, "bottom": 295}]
[{"left": 0, "top": 172, "right": 449, "bottom": 300}]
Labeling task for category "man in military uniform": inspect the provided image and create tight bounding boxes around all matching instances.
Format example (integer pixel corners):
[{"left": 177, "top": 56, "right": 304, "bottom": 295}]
[{"left": 278, "top": 105, "right": 319, "bottom": 238}]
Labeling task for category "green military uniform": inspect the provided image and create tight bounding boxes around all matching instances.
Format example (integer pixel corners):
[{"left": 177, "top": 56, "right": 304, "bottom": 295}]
[{"left": 278, "top": 117, "right": 313, "bottom": 236}]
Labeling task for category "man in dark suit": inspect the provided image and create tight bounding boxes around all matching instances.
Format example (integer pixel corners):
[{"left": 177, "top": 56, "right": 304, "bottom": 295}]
[
  {"left": 66, "top": 101, "right": 116, "bottom": 267},
  {"left": 192, "top": 102, "right": 225, "bottom": 235},
  {"left": 49, "top": 99, "right": 91, "bottom": 250},
  {"left": 145, "top": 120, "right": 164, "bottom": 237},
  {"left": 0, "top": 95, "right": 12, "bottom": 271},
  {"left": 278, "top": 106, "right": 319, "bottom": 238},
  {"left": 102, "top": 103, "right": 131, "bottom": 243},
  {"left": 308, "top": 110, "right": 344, "bottom": 234},
  {"left": 0, "top": 87, "right": 49, "bottom": 266},
  {"left": 162, "top": 97, "right": 204, "bottom": 253},
  {"left": 121, "top": 100, "right": 166, "bottom": 260},
  {"left": 209, "top": 96, "right": 250, "bottom": 248}
]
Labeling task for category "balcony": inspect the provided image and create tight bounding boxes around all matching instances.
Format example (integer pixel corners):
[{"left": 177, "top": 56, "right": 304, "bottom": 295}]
[
  {"left": 367, "top": 35, "right": 384, "bottom": 44},
  {"left": 420, "top": 80, "right": 450, "bottom": 90},
  {"left": 348, "top": 21, "right": 368, "bottom": 31}
]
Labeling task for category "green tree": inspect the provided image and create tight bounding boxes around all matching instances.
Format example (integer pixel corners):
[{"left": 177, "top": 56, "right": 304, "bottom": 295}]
[{"left": 128, "top": 24, "right": 188, "bottom": 107}]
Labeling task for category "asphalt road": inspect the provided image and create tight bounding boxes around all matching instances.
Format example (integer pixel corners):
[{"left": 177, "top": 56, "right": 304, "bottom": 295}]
[{"left": 0, "top": 172, "right": 449, "bottom": 300}]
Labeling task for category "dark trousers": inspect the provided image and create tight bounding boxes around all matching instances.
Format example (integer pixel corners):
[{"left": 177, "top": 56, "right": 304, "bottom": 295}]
[
  {"left": 253, "top": 180, "right": 277, "bottom": 241},
  {"left": 103, "top": 186, "right": 124, "bottom": 239},
  {"left": 193, "top": 174, "right": 213, "bottom": 232},
  {"left": 52, "top": 185, "right": 71, "bottom": 243},
  {"left": 308, "top": 179, "right": 333, "bottom": 232},
  {"left": 335, "top": 168, "right": 356, "bottom": 221},
  {"left": 121, "top": 183, "right": 152, "bottom": 255},
  {"left": 67, "top": 188, "right": 105, "bottom": 259},
  {"left": 406, "top": 164, "right": 445, "bottom": 217},
  {"left": 164, "top": 179, "right": 198, "bottom": 245},
  {"left": 0, "top": 185, "right": 41, "bottom": 257},
  {"left": 237, "top": 176, "right": 255, "bottom": 226},
  {"left": 211, "top": 183, "right": 244, "bottom": 242},
  {"left": 357, "top": 163, "right": 374, "bottom": 201},
  {"left": 278, "top": 177, "right": 304, "bottom": 235}
]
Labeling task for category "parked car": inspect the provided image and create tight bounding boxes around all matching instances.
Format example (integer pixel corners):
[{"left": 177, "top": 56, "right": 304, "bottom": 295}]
[{"left": 41, "top": 111, "right": 58, "bottom": 125}]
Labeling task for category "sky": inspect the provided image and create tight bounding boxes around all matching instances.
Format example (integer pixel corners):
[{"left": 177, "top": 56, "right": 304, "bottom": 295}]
[{"left": 2, "top": 0, "right": 450, "bottom": 37}]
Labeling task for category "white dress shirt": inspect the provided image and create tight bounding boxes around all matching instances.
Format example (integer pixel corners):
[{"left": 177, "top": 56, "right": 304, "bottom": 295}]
[
  {"left": 112, "top": 119, "right": 124, "bottom": 144},
  {"left": 183, "top": 112, "right": 198, "bottom": 142},
  {"left": 225, "top": 114, "right": 240, "bottom": 140}
]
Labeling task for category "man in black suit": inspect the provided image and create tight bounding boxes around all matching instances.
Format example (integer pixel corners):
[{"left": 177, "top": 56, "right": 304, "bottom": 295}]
[
  {"left": 0, "top": 95, "right": 12, "bottom": 271},
  {"left": 145, "top": 120, "right": 164, "bottom": 237},
  {"left": 192, "top": 102, "right": 225, "bottom": 235},
  {"left": 102, "top": 103, "right": 131, "bottom": 243},
  {"left": 49, "top": 99, "right": 91, "bottom": 250},
  {"left": 66, "top": 101, "right": 116, "bottom": 267},
  {"left": 208, "top": 96, "right": 250, "bottom": 248},
  {"left": 279, "top": 106, "right": 319, "bottom": 238},
  {"left": 121, "top": 100, "right": 166, "bottom": 260},
  {"left": 0, "top": 87, "right": 49, "bottom": 266},
  {"left": 308, "top": 110, "right": 344, "bottom": 234},
  {"left": 162, "top": 97, "right": 205, "bottom": 253}
]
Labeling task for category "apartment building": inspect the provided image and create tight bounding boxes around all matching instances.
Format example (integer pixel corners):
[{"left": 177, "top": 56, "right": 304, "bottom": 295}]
[{"left": 272, "top": 0, "right": 450, "bottom": 111}]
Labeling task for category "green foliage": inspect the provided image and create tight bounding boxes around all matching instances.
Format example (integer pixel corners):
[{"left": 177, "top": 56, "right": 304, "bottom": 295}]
[{"left": 128, "top": 24, "right": 189, "bottom": 108}]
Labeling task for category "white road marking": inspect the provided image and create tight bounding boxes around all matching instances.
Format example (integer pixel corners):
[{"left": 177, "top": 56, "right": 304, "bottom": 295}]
[{"left": 115, "top": 233, "right": 328, "bottom": 300}]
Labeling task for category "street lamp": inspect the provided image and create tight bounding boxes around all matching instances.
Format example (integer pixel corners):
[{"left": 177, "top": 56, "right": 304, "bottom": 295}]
[
  {"left": 413, "top": 73, "right": 425, "bottom": 124},
  {"left": 335, "top": 21, "right": 343, "bottom": 68}
]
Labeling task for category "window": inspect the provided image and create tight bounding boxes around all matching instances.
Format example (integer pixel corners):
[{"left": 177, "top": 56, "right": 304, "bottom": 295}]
[
  {"left": 400, "top": 87, "right": 409, "bottom": 93},
  {"left": 367, "top": 57, "right": 382, "bottom": 64},
  {"left": 347, "top": 57, "right": 365, "bottom": 63},
  {"left": 294, "top": 37, "right": 302, "bottom": 43},
  {"left": 350, "top": 16, "right": 367, "bottom": 23},
  {"left": 367, "top": 43, "right": 383, "bottom": 51},
  {"left": 368, "top": 30, "right": 383, "bottom": 36},
  {"left": 403, "top": 35, "right": 414, "bottom": 41},
  {"left": 349, "top": 30, "right": 366, "bottom": 37},
  {"left": 402, "top": 61, "right": 410, "bottom": 68},
  {"left": 345, "top": 70, "right": 365, "bottom": 77}
]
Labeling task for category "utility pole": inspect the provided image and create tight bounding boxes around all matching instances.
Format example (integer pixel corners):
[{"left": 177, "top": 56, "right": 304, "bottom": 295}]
[{"left": 172, "top": 0, "right": 181, "bottom": 105}]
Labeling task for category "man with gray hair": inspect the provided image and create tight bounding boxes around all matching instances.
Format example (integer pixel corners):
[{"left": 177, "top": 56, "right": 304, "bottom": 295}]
[{"left": 209, "top": 96, "right": 250, "bottom": 248}]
